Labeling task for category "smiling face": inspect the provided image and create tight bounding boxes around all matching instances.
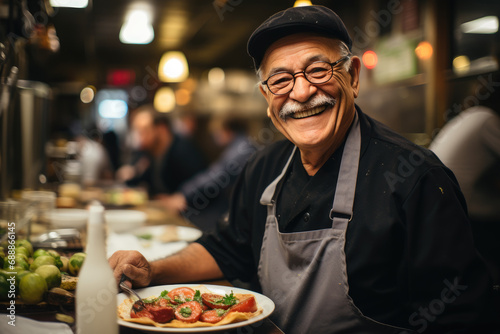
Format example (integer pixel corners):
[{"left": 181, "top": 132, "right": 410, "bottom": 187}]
[{"left": 259, "top": 33, "right": 361, "bottom": 154}]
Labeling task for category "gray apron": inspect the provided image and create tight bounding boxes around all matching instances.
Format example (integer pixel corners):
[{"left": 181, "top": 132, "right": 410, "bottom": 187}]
[{"left": 258, "top": 113, "right": 412, "bottom": 333}]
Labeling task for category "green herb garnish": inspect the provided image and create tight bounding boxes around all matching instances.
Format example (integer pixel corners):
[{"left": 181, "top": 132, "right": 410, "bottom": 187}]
[
  {"left": 180, "top": 307, "right": 192, "bottom": 318},
  {"left": 222, "top": 292, "right": 237, "bottom": 306},
  {"left": 193, "top": 290, "right": 202, "bottom": 304},
  {"left": 216, "top": 309, "right": 227, "bottom": 317}
]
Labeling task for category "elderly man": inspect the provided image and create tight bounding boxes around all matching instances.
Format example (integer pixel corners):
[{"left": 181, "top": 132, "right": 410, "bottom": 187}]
[{"left": 110, "top": 6, "right": 495, "bottom": 333}]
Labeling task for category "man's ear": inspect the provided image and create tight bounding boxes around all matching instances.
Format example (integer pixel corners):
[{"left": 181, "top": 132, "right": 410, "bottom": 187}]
[
  {"left": 266, "top": 106, "right": 272, "bottom": 118},
  {"left": 259, "top": 84, "right": 269, "bottom": 99},
  {"left": 348, "top": 56, "right": 361, "bottom": 98},
  {"left": 259, "top": 85, "right": 272, "bottom": 117}
]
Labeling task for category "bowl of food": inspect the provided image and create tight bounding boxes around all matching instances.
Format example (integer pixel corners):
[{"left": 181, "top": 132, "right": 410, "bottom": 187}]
[
  {"left": 47, "top": 209, "right": 89, "bottom": 229},
  {"left": 105, "top": 210, "right": 147, "bottom": 233}
]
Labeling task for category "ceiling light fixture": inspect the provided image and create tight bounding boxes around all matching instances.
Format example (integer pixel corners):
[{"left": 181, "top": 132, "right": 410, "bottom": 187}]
[
  {"left": 158, "top": 51, "right": 189, "bottom": 82},
  {"left": 119, "top": 9, "right": 154, "bottom": 44},
  {"left": 50, "top": 0, "right": 88, "bottom": 8},
  {"left": 154, "top": 87, "right": 176, "bottom": 112},
  {"left": 293, "top": 0, "right": 313, "bottom": 7},
  {"left": 460, "top": 16, "right": 499, "bottom": 34}
]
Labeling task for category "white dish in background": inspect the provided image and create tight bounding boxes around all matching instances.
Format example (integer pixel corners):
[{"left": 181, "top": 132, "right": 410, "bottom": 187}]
[
  {"left": 106, "top": 225, "right": 202, "bottom": 261},
  {"left": 105, "top": 209, "right": 147, "bottom": 233},
  {"left": 47, "top": 209, "right": 88, "bottom": 229},
  {"left": 117, "top": 284, "right": 275, "bottom": 333},
  {"left": 134, "top": 225, "right": 203, "bottom": 243}
]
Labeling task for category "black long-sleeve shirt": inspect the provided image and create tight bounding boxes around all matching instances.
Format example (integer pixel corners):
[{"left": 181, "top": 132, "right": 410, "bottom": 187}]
[
  {"left": 198, "top": 107, "right": 495, "bottom": 332},
  {"left": 127, "top": 134, "right": 206, "bottom": 196}
]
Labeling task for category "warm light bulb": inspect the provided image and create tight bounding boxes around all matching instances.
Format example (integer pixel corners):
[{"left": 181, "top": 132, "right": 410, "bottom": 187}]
[
  {"left": 163, "top": 58, "right": 184, "bottom": 78},
  {"left": 80, "top": 86, "right": 95, "bottom": 104},
  {"left": 208, "top": 67, "right": 225, "bottom": 86},
  {"left": 154, "top": 87, "right": 176, "bottom": 112},
  {"left": 415, "top": 41, "right": 433, "bottom": 60},
  {"left": 362, "top": 51, "right": 378, "bottom": 69},
  {"left": 293, "top": 0, "right": 313, "bottom": 7},
  {"left": 158, "top": 51, "right": 189, "bottom": 82},
  {"left": 453, "top": 55, "right": 471, "bottom": 74},
  {"left": 175, "top": 89, "right": 191, "bottom": 106}
]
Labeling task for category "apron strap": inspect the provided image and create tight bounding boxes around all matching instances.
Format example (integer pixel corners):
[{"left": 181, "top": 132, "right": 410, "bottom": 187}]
[
  {"left": 259, "top": 111, "right": 361, "bottom": 230},
  {"left": 329, "top": 112, "right": 361, "bottom": 230},
  {"left": 260, "top": 146, "right": 297, "bottom": 206}
]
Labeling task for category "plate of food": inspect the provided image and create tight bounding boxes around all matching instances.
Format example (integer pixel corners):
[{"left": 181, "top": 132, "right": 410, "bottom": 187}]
[{"left": 117, "top": 284, "right": 275, "bottom": 333}]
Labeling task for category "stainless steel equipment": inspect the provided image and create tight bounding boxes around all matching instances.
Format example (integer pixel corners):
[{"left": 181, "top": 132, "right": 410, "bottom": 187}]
[{"left": 0, "top": 78, "right": 51, "bottom": 199}]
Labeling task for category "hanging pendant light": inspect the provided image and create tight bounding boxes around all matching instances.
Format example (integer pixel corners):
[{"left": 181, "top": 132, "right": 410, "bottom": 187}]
[
  {"left": 293, "top": 0, "right": 313, "bottom": 7},
  {"left": 154, "top": 87, "right": 176, "bottom": 113},
  {"left": 158, "top": 51, "right": 189, "bottom": 82},
  {"left": 119, "top": 9, "right": 154, "bottom": 45}
]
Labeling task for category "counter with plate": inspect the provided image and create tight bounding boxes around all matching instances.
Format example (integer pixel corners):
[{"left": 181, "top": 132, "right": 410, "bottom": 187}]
[{"left": 0, "top": 198, "right": 283, "bottom": 334}]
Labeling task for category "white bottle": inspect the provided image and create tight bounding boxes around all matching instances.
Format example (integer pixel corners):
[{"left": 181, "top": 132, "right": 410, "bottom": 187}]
[{"left": 76, "top": 203, "right": 118, "bottom": 334}]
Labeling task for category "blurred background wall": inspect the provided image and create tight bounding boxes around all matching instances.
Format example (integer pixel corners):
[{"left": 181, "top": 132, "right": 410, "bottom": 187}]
[{"left": 0, "top": 0, "right": 499, "bottom": 196}]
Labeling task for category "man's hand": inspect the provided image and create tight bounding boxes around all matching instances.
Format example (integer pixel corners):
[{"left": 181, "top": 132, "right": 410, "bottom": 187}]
[
  {"left": 115, "top": 165, "right": 136, "bottom": 182},
  {"left": 155, "top": 193, "right": 188, "bottom": 213},
  {"left": 108, "top": 250, "right": 152, "bottom": 288}
]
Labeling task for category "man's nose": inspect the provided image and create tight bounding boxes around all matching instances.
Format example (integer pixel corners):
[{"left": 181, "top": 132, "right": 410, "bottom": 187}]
[{"left": 288, "top": 75, "right": 317, "bottom": 102}]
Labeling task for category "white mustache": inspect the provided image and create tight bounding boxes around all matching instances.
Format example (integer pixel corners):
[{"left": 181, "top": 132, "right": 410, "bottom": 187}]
[{"left": 278, "top": 94, "right": 337, "bottom": 120}]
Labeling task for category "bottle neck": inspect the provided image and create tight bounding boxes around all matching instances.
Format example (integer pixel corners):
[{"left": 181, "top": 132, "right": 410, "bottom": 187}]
[{"left": 85, "top": 204, "right": 107, "bottom": 261}]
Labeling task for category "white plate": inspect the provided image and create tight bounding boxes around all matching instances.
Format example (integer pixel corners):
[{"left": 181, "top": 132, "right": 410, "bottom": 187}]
[
  {"left": 105, "top": 210, "right": 147, "bottom": 233},
  {"left": 117, "top": 284, "right": 275, "bottom": 333},
  {"left": 134, "top": 225, "right": 203, "bottom": 242},
  {"left": 106, "top": 225, "right": 202, "bottom": 261}
]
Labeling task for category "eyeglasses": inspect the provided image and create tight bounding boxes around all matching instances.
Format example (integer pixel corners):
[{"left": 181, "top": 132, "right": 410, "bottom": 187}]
[{"left": 261, "top": 56, "right": 351, "bottom": 95}]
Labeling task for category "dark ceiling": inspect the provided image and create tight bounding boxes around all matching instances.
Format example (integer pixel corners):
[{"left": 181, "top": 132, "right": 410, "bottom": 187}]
[{"left": 41, "top": 0, "right": 354, "bottom": 88}]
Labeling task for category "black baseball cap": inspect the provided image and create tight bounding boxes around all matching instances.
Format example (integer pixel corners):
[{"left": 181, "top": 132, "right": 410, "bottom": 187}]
[{"left": 247, "top": 5, "right": 352, "bottom": 69}]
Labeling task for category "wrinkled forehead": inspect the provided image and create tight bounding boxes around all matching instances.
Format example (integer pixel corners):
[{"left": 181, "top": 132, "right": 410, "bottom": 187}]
[{"left": 260, "top": 33, "right": 341, "bottom": 75}]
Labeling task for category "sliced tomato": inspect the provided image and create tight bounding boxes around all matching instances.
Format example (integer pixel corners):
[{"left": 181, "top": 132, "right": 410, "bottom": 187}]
[
  {"left": 174, "top": 301, "right": 203, "bottom": 323},
  {"left": 229, "top": 296, "right": 257, "bottom": 313},
  {"left": 130, "top": 308, "right": 154, "bottom": 320},
  {"left": 200, "top": 309, "right": 227, "bottom": 324},
  {"left": 156, "top": 298, "right": 174, "bottom": 308},
  {"left": 168, "top": 287, "right": 196, "bottom": 305},
  {"left": 148, "top": 305, "right": 175, "bottom": 323},
  {"left": 201, "top": 293, "right": 233, "bottom": 310}
]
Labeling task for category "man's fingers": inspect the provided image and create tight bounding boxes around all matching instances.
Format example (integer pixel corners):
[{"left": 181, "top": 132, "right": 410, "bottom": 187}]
[
  {"left": 108, "top": 250, "right": 151, "bottom": 287},
  {"left": 123, "top": 263, "right": 149, "bottom": 287}
]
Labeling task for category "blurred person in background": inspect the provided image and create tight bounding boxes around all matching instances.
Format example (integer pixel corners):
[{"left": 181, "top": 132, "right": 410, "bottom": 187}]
[
  {"left": 430, "top": 72, "right": 500, "bottom": 281},
  {"left": 68, "top": 122, "right": 114, "bottom": 186},
  {"left": 116, "top": 105, "right": 206, "bottom": 197},
  {"left": 157, "top": 115, "right": 257, "bottom": 232},
  {"left": 100, "top": 121, "right": 122, "bottom": 174}
]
